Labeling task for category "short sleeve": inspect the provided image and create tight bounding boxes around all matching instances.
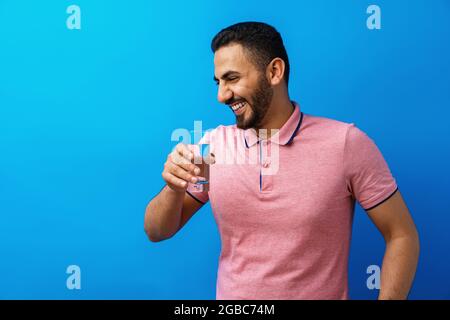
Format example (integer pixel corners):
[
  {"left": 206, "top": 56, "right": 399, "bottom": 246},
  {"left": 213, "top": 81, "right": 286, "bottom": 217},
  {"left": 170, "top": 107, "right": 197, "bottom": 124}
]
[
  {"left": 186, "top": 189, "right": 209, "bottom": 204},
  {"left": 344, "top": 124, "right": 398, "bottom": 211}
]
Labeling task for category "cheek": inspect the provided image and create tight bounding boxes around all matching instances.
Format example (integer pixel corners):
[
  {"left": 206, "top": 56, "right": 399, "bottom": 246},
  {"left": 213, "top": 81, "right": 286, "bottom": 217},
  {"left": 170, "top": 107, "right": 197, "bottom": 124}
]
[{"left": 232, "top": 83, "right": 254, "bottom": 101}]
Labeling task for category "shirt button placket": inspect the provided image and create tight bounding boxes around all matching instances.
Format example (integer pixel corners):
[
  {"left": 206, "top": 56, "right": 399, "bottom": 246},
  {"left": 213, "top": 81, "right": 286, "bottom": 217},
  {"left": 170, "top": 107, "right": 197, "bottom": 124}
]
[{"left": 261, "top": 140, "right": 273, "bottom": 192}]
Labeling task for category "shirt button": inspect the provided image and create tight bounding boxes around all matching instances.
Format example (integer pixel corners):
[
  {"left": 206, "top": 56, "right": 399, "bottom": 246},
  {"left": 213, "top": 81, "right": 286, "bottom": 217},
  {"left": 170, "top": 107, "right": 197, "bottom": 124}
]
[{"left": 263, "top": 161, "right": 270, "bottom": 168}]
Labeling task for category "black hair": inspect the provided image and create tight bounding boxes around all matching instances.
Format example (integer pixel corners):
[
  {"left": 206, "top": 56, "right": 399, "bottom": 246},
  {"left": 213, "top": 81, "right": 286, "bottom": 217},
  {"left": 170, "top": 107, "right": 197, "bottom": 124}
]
[{"left": 211, "top": 21, "right": 290, "bottom": 86}]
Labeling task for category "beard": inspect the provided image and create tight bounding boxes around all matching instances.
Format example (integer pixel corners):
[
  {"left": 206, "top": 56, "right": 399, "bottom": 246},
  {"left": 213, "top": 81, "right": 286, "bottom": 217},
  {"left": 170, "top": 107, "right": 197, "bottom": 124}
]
[{"left": 235, "top": 75, "right": 273, "bottom": 130}]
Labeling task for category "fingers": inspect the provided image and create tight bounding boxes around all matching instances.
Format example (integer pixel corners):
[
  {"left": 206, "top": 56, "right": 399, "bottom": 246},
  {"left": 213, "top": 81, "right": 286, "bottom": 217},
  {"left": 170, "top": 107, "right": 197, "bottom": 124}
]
[
  {"left": 163, "top": 143, "right": 215, "bottom": 190},
  {"left": 170, "top": 151, "right": 201, "bottom": 176},
  {"left": 175, "top": 143, "right": 193, "bottom": 162},
  {"left": 172, "top": 144, "right": 201, "bottom": 173},
  {"left": 166, "top": 161, "right": 199, "bottom": 184},
  {"left": 162, "top": 171, "right": 188, "bottom": 189}
]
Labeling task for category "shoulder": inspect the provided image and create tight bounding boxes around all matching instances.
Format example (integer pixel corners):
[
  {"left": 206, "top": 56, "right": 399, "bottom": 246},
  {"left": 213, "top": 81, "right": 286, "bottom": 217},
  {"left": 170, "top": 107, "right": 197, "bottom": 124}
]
[
  {"left": 300, "top": 113, "right": 356, "bottom": 144},
  {"left": 303, "top": 113, "right": 353, "bottom": 131}
]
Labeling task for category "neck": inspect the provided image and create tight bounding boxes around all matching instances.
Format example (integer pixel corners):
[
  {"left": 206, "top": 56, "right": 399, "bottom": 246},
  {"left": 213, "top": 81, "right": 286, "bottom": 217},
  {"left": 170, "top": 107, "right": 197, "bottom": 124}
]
[{"left": 256, "top": 92, "right": 294, "bottom": 138}]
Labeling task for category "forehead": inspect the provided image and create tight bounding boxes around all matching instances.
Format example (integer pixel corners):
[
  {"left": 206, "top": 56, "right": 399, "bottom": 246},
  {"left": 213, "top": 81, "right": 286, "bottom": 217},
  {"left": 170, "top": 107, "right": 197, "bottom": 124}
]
[{"left": 214, "top": 43, "right": 254, "bottom": 76}]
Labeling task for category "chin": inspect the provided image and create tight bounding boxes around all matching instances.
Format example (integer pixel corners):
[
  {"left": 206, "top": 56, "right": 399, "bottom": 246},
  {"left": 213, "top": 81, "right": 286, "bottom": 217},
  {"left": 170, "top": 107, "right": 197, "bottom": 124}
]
[
  {"left": 236, "top": 117, "right": 250, "bottom": 129},
  {"left": 236, "top": 113, "right": 256, "bottom": 130}
]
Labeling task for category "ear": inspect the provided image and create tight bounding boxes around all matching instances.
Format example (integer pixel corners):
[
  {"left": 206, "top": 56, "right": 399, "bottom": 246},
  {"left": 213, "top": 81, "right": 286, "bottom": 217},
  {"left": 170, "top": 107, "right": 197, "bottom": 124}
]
[{"left": 266, "top": 58, "right": 285, "bottom": 86}]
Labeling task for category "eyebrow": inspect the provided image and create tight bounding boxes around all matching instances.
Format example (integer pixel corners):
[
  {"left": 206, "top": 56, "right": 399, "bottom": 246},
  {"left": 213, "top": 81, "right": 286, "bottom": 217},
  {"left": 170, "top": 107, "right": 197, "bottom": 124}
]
[{"left": 213, "top": 71, "right": 241, "bottom": 83}]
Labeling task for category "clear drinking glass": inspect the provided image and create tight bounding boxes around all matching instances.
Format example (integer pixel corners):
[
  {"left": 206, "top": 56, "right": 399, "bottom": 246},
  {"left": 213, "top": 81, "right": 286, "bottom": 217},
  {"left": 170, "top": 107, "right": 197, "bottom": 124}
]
[{"left": 187, "top": 130, "right": 212, "bottom": 193}]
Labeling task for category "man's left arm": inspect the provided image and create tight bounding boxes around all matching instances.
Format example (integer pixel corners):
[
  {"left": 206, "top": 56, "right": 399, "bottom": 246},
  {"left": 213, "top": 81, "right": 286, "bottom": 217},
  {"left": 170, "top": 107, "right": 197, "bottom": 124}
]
[{"left": 366, "top": 190, "right": 420, "bottom": 300}]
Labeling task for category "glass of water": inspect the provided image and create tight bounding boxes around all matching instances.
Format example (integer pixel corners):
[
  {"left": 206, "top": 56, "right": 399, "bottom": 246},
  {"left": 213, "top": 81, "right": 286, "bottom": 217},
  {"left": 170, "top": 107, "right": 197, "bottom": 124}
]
[{"left": 187, "top": 130, "right": 212, "bottom": 193}]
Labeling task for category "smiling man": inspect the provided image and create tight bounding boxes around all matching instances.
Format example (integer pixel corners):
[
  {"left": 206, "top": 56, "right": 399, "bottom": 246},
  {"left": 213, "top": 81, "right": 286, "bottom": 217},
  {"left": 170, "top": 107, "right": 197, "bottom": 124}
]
[{"left": 144, "top": 22, "right": 420, "bottom": 300}]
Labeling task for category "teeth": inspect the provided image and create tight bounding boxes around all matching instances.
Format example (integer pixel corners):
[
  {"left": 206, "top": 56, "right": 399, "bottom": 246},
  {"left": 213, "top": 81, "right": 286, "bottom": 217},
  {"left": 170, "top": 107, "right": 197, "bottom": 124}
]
[{"left": 231, "top": 102, "right": 245, "bottom": 111}]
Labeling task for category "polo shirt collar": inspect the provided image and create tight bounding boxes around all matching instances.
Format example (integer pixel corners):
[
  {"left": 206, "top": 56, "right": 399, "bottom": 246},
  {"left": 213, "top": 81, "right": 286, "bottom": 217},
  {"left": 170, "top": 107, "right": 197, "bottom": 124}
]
[{"left": 244, "top": 101, "right": 303, "bottom": 148}]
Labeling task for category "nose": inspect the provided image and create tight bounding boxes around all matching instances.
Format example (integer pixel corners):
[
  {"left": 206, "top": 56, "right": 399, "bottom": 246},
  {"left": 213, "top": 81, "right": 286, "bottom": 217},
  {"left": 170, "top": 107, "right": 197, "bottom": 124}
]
[{"left": 217, "top": 83, "right": 233, "bottom": 104}]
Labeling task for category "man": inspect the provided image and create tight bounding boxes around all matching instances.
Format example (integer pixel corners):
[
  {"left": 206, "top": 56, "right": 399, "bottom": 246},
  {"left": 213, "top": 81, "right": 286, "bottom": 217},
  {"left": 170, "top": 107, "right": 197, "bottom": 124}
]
[{"left": 144, "top": 22, "right": 419, "bottom": 300}]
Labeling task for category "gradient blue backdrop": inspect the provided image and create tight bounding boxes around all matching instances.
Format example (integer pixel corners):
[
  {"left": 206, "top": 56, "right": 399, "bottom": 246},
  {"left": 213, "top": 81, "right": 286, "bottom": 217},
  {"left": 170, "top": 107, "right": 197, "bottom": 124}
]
[{"left": 0, "top": 0, "right": 449, "bottom": 299}]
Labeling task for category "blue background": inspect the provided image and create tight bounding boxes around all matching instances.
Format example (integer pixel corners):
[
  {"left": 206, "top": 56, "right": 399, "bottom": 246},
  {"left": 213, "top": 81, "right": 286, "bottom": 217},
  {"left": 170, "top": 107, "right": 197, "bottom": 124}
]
[{"left": 0, "top": 0, "right": 449, "bottom": 299}]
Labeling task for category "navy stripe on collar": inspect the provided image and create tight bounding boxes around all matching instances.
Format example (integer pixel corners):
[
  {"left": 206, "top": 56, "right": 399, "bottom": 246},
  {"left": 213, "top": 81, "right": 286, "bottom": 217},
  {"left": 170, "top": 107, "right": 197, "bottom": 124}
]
[
  {"left": 286, "top": 111, "right": 304, "bottom": 145},
  {"left": 244, "top": 135, "right": 249, "bottom": 148}
]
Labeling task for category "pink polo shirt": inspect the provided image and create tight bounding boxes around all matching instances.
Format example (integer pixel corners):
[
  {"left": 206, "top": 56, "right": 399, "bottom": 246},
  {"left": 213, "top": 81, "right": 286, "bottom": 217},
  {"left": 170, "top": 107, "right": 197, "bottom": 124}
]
[{"left": 187, "top": 102, "right": 398, "bottom": 300}]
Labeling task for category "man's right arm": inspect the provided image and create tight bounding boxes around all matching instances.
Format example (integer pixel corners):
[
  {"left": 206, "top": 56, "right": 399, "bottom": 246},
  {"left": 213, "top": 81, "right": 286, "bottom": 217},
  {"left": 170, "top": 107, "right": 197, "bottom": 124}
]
[
  {"left": 144, "top": 186, "right": 204, "bottom": 242},
  {"left": 144, "top": 143, "right": 210, "bottom": 242}
]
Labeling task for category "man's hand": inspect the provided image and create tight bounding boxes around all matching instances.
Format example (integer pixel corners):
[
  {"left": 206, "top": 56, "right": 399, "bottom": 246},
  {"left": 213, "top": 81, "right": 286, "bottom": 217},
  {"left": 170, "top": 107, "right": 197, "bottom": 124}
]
[{"left": 162, "top": 143, "right": 214, "bottom": 193}]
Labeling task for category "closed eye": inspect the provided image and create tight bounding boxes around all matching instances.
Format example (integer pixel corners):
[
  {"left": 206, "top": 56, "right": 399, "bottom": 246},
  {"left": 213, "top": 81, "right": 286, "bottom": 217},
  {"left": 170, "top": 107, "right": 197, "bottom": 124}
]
[{"left": 214, "top": 71, "right": 241, "bottom": 85}]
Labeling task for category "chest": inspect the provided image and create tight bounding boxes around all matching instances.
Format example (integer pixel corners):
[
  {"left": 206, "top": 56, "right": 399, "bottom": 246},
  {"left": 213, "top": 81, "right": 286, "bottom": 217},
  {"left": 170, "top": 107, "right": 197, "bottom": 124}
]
[{"left": 208, "top": 142, "right": 349, "bottom": 232}]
